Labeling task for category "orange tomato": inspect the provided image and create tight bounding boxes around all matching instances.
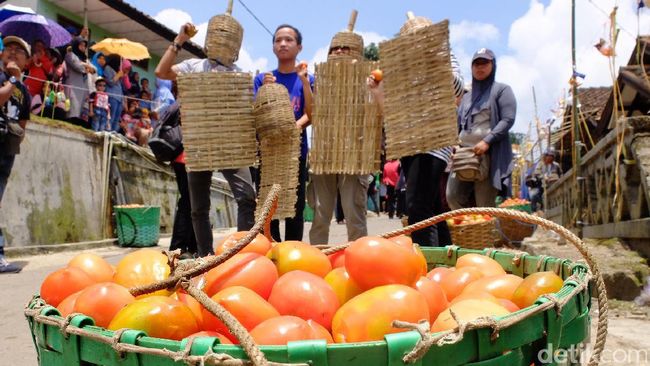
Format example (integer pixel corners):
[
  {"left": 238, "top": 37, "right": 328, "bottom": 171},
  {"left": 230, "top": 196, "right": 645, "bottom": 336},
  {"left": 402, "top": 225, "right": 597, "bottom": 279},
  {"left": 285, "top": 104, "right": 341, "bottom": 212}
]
[
  {"left": 113, "top": 249, "right": 171, "bottom": 297},
  {"left": 455, "top": 254, "right": 506, "bottom": 277},
  {"left": 370, "top": 69, "right": 383, "bottom": 82},
  {"left": 214, "top": 231, "right": 272, "bottom": 256},
  {"left": 203, "top": 253, "right": 278, "bottom": 299},
  {"left": 345, "top": 236, "right": 423, "bottom": 290},
  {"left": 108, "top": 296, "right": 199, "bottom": 340},
  {"left": 40, "top": 267, "right": 96, "bottom": 307},
  {"left": 185, "top": 330, "right": 232, "bottom": 344},
  {"left": 73, "top": 282, "right": 135, "bottom": 328},
  {"left": 331, "top": 284, "right": 429, "bottom": 343},
  {"left": 414, "top": 277, "right": 448, "bottom": 323},
  {"left": 324, "top": 267, "right": 364, "bottom": 305},
  {"left": 426, "top": 267, "right": 454, "bottom": 284},
  {"left": 439, "top": 266, "right": 483, "bottom": 301},
  {"left": 389, "top": 235, "right": 427, "bottom": 277},
  {"left": 174, "top": 291, "right": 205, "bottom": 329},
  {"left": 268, "top": 270, "right": 340, "bottom": 330},
  {"left": 327, "top": 250, "right": 346, "bottom": 268},
  {"left": 298, "top": 60, "right": 308, "bottom": 70},
  {"left": 498, "top": 298, "right": 521, "bottom": 312},
  {"left": 511, "top": 271, "right": 564, "bottom": 309},
  {"left": 201, "top": 286, "right": 279, "bottom": 342},
  {"left": 431, "top": 299, "right": 510, "bottom": 332},
  {"left": 67, "top": 253, "right": 115, "bottom": 282},
  {"left": 56, "top": 290, "right": 83, "bottom": 318},
  {"left": 267, "top": 241, "right": 332, "bottom": 277},
  {"left": 306, "top": 319, "right": 334, "bottom": 343},
  {"left": 461, "top": 274, "right": 523, "bottom": 301},
  {"left": 450, "top": 290, "right": 499, "bottom": 305},
  {"left": 250, "top": 316, "right": 315, "bottom": 345}
]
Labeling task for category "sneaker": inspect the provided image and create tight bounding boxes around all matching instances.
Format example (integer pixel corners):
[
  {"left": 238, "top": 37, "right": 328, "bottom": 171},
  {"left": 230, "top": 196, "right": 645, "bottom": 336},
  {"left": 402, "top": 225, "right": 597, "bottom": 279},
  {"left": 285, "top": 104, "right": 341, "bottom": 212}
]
[{"left": 0, "top": 257, "right": 22, "bottom": 274}]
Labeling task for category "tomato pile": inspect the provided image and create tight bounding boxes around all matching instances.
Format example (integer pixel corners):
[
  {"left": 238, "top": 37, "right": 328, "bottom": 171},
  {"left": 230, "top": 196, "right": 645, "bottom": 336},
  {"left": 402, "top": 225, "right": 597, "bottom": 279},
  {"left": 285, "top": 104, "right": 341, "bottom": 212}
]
[
  {"left": 499, "top": 198, "right": 530, "bottom": 208},
  {"left": 40, "top": 232, "right": 565, "bottom": 345},
  {"left": 445, "top": 214, "right": 492, "bottom": 226}
]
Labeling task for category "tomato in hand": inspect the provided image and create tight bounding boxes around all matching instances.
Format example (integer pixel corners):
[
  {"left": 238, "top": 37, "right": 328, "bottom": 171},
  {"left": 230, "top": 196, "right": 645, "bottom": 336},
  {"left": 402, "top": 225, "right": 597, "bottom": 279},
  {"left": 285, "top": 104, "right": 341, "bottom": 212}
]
[
  {"left": 215, "top": 231, "right": 272, "bottom": 256},
  {"left": 113, "top": 249, "right": 171, "bottom": 297},
  {"left": 203, "top": 253, "right": 278, "bottom": 299},
  {"left": 511, "top": 271, "right": 564, "bottom": 309},
  {"left": 324, "top": 267, "right": 363, "bottom": 305},
  {"left": 73, "top": 282, "right": 135, "bottom": 328},
  {"left": 268, "top": 270, "right": 340, "bottom": 330},
  {"left": 40, "top": 266, "right": 95, "bottom": 307},
  {"left": 455, "top": 253, "right": 506, "bottom": 277},
  {"left": 267, "top": 241, "right": 332, "bottom": 277},
  {"left": 67, "top": 253, "right": 115, "bottom": 282},
  {"left": 331, "top": 284, "right": 429, "bottom": 343}
]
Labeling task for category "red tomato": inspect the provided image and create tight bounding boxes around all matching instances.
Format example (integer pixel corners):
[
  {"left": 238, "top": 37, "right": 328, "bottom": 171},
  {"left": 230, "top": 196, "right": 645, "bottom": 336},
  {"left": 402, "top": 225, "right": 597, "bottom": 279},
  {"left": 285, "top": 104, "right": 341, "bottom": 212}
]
[
  {"left": 185, "top": 330, "right": 232, "bottom": 344},
  {"left": 268, "top": 270, "right": 340, "bottom": 330},
  {"left": 73, "top": 282, "right": 135, "bottom": 328},
  {"left": 389, "top": 235, "right": 427, "bottom": 277},
  {"left": 324, "top": 267, "right": 363, "bottom": 305},
  {"left": 439, "top": 266, "right": 483, "bottom": 301},
  {"left": 327, "top": 250, "right": 346, "bottom": 268},
  {"left": 56, "top": 290, "right": 83, "bottom": 318},
  {"left": 345, "top": 236, "right": 423, "bottom": 290},
  {"left": 512, "top": 271, "right": 564, "bottom": 309},
  {"left": 370, "top": 69, "right": 383, "bottom": 82},
  {"left": 306, "top": 319, "right": 334, "bottom": 343},
  {"left": 415, "top": 277, "right": 448, "bottom": 323},
  {"left": 455, "top": 254, "right": 506, "bottom": 277},
  {"left": 426, "top": 267, "right": 454, "bottom": 284},
  {"left": 498, "top": 298, "right": 521, "bottom": 312},
  {"left": 67, "top": 253, "right": 115, "bottom": 282},
  {"left": 113, "top": 249, "right": 171, "bottom": 297},
  {"left": 461, "top": 274, "right": 523, "bottom": 301},
  {"left": 108, "top": 296, "right": 199, "bottom": 340},
  {"left": 250, "top": 316, "right": 315, "bottom": 345},
  {"left": 431, "top": 299, "right": 510, "bottom": 332},
  {"left": 267, "top": 241, "right": 332, "bottom": 277},
  {"left": 331, "top": 284, "right": 429, "bottom": 343},
  {"left": 215, "top": 231, "right": 272, "bottom": 256},
  {"left": 203, "top": 253, "right": 278, "bottom": 299},
  {"left": 202, "top": 286, "right": 279, "bottom": 342},
  {"left": 450, "top": 290, "right": 499, "bottom": 305},
  {"left": 40, "top": 267, "right": 95, "bottom": 307},
  {"left": 174, "top": 291, "right": 205, "bottom": 329}
]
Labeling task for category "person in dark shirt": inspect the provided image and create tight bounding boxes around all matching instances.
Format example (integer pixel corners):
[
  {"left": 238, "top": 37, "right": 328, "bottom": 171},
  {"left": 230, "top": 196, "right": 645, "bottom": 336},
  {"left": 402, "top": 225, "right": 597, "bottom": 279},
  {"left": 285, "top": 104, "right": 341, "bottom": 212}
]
[{"left": 0, "top": 36, "right": 32, "bottom": 273}]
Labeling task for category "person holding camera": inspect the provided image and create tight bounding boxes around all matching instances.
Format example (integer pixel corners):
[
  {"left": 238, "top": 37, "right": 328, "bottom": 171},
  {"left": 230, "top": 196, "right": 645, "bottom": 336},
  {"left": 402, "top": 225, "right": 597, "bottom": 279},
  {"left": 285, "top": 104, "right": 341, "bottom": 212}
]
[{"left": 0, "top": 36, "right": 32, "bottom": 273}]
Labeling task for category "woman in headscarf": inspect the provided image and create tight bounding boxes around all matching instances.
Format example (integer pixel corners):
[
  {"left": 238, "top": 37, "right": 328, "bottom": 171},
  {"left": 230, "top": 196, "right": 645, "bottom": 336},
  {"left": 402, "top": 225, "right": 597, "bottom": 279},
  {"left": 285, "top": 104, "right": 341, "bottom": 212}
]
[
  {"left": 91, "top": 52, "right": 105, "bottom": 77},
  {"left": 152, "top": 78, "right": 175, "bottom": 116},
  {"left": 64, "top": 36, "right": 95, "bottom": 126},
  {"left": 103, "top": 54, "right": 125, "bottom": 131},
  {"left": 446, "top": 48, "right": 517, "bottom": 209}
]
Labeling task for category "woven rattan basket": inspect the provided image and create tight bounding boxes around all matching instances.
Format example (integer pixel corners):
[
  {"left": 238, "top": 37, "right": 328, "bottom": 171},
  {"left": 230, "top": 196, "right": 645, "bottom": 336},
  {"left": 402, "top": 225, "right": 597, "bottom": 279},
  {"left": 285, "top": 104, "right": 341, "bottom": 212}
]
[
  {"left": 252, "top": 83, "right": 295, "bottom": 139},
  {"left": 400, "top": 11, "right": 433, "bottom": 34},
  {"left": 496, "top": 217, "right": 536, "bottom": 243},
  {"left": 177, "top": 72, "right": 257, "bottom": 171},
  {"left": 448, "top": 218, "right": 499, "bottom": 249},
  {"left": 379, "top": 19, "right": 458, "bottom": 160},
  {"left": 328, "top": 10, "right": 363, "bottom": 61},
  {"left": 205, "top": 0, "right": 243, "bottom": 67},
  {"left": 310, "top": 60, "right": 382, "bottom": 174}
]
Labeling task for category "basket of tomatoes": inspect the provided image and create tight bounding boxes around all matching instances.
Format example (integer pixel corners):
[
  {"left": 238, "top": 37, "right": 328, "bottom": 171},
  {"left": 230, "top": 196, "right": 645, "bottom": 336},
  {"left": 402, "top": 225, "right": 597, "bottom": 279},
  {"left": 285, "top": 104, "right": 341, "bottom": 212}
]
[
  {"left": 446, "top": 214, "right": 500, "bottom": 249},
  {"left": 496, "top": 199, "right": 536, "bottom": 243},
  {"left": 25, "top": 189, "right": 607, "bottom": 366}
]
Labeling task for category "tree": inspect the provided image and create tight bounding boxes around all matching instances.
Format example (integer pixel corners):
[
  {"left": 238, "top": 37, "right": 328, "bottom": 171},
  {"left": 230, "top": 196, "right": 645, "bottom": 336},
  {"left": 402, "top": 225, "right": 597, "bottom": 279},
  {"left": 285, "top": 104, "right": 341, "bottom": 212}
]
[
  {"left": 510, "top": 132, "right": 526, "bottom": 145},
  {"left": 364, "top": 43, "right": 379, "bottom": 61}
]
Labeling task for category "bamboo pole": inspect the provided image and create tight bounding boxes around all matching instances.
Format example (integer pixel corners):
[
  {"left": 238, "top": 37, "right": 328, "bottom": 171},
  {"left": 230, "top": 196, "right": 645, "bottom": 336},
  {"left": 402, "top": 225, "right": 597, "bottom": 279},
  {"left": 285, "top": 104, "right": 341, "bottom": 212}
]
[
  {"left": 347, "top": 10, "right": 358, "bottom": 32},
  {"left": 226, "top": 0, "right": 234, "bottom": 15},
  {"left": 571, "top": 0, "right": 584, "bottom": 237}
]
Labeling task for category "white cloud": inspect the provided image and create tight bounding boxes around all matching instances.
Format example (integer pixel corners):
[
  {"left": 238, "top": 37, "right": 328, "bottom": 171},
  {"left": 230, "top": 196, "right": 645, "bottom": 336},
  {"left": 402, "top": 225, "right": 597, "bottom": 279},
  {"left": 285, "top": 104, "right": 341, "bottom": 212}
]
[
  {"left": 450, "top": 21, "right": 500, "bottom": 45},
  {"left": 357, "top": 30, "right": 389, "bottom": 46},
  {"left": 237, "top": 48, "right": 269, "bottom": 73},
  {"left": 153, "top": 8, "right": 192, "bottom": 36}
]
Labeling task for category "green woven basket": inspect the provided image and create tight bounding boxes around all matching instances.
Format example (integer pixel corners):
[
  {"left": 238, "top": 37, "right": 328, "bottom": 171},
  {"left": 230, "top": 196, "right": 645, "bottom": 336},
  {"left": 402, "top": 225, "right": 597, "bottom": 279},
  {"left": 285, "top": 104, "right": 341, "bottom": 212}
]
[
  {"left": 114, "top": 205, "right": 161, "bottom": 247},
  {"left": 24, "top": 246, "right": 598, "bottom": 366}
]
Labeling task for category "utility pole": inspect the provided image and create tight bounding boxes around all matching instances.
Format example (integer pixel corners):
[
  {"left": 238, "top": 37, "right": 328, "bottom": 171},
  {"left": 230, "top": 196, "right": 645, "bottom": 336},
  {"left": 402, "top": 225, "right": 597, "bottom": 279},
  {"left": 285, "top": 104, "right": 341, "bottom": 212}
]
[{"left": 571, "top": 0, "right": 584, "bottom": 237}]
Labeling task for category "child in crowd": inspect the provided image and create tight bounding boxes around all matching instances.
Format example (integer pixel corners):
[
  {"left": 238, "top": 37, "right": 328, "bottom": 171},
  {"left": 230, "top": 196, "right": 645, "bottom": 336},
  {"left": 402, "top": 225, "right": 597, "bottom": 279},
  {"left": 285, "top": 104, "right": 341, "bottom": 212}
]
[
  {"left": 139, "top": 90, "right": 152, "bottom": 111},
  {"left": 88, "top": 78, "right": 111, "bottom": 131}
]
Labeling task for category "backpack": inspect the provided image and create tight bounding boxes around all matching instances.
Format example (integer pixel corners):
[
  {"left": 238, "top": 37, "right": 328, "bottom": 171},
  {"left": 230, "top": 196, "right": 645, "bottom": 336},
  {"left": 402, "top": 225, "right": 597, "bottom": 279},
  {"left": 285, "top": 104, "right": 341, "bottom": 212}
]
[{"left": 148, "top": 102, "right": 183, "bottom": 162}]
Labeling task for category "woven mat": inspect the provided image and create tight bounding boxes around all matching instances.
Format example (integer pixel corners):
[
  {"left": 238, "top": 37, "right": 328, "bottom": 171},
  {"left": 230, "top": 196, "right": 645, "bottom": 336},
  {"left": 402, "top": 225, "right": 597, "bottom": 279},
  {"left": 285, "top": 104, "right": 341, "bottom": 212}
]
[
  {"left": 310, "top": 60, "right": 382, "bottom": 174},
  {"left": 177, "top": 72, "right": 257, "bottom": 171},
  {"left": 379, "top": 19, "right": 458, "bottom": 159}
]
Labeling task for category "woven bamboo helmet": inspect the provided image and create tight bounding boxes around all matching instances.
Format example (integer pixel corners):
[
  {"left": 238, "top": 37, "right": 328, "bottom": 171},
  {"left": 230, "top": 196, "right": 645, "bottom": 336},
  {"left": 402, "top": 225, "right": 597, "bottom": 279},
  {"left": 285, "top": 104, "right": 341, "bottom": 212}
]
[
  {"left": 204, "top": 0, "right": 243, "bottom": 66},
  {"left": 328, "top": 10, "right": 364, "bottom": 61},
  {"left": 400, "top": 11, "right": 433, "bottom": 35}
]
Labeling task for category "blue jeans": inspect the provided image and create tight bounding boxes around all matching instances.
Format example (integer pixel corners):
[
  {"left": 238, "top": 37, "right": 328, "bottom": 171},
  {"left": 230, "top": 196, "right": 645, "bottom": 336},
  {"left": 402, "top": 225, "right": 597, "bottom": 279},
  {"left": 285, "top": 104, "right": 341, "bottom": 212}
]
[
  {"left": 0, "top": 153, "right": 16, "bottom": 256},
  {"left": 108, "top": 96, "right": 123, "bottom": 132},
  {"left": 91, "top": 108, "right": 109, "bottom": 131}
]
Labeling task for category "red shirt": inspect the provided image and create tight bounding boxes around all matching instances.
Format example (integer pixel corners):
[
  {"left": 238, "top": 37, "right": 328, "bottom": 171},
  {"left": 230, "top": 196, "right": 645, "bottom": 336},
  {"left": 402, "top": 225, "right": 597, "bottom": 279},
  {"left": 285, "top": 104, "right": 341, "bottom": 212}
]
[
  {"left": 24, "top": 55, "right": 53, "bottom": 97},
  {"left": 383, "top": 160, "right": 400, "bottom": 187}
]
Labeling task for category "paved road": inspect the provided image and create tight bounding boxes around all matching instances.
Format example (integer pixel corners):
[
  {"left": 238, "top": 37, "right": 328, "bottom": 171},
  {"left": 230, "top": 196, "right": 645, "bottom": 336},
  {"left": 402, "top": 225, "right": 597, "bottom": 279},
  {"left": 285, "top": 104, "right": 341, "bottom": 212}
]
[{"left": 0, "top": 214, "right": 401, "bottom": 366}]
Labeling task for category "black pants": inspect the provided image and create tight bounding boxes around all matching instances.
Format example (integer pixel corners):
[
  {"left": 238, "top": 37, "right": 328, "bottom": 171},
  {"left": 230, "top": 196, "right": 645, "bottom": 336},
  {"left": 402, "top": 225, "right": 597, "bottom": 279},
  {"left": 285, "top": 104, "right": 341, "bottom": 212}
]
[
  {"left": 271, "top": 156, "right": 307, "bottom": 242},
  {"left": 170, "top": 163, "right": 197, "bottom": 255},
  {"left": 335, "top": 191, "right": 345, "bottom": 222},
  {"left": 385, "top": 185, "right": 396, "bottom": 218},
  {"left": 401, "top": 154, "right": 451, "bottom": 247}
]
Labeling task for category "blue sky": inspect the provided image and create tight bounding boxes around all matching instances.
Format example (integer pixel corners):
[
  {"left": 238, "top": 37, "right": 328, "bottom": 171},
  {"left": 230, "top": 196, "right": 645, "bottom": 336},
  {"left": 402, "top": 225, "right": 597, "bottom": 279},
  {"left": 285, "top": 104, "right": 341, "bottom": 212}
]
[{"left": 130, "top": 0, "right": 649, "bottom": 136}]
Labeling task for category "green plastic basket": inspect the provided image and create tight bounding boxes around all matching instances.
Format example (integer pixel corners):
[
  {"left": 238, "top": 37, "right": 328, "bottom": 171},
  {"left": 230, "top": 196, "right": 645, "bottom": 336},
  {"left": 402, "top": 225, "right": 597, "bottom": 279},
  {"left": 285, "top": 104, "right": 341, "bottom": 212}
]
[
  {"left": 25, "top": 246, "right": 595, "bottom": 366},
  {"left": 114, "top": 205, "right": 161, "bottom": 247}
]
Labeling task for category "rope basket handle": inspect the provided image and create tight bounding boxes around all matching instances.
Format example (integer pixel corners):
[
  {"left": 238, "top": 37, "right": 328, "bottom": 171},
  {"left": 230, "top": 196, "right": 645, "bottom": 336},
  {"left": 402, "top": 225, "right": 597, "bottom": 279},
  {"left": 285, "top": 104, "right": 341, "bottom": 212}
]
[{"left": 322, "top": 207, "right": 608, "bottom": 366}]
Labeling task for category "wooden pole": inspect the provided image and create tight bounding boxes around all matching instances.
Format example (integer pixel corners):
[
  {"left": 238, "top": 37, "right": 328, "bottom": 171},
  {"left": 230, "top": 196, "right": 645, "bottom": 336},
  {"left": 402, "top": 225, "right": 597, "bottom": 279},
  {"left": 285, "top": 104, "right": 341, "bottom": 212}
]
[
  {"left": 571, "top": 0, "right": 584, "bottom": 237},
  {"left": 347, "top": 10, "right": 358, "bottom": 32},
  {"left": 226, "top": 0, "right": 233, "bottom": 15}
]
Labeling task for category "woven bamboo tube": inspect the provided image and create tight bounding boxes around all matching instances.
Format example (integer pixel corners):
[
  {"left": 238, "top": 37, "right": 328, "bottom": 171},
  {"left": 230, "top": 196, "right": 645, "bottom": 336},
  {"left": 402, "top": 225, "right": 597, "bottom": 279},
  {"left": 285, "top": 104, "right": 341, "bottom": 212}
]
[
  {"left": 252, "top": 83, "right": 296, "bottom": 139},
  {"left": 205, "top": 0, "right": 243, "bottom": 66},
  {"left": 400, "top": 11, "right": 434, "bottom": 35},
  {"left": 379, "top": 18, "right": 458, "bottom": 160},
  {"left": 177, "top": 72, "right": 257, "bottom": 171},
  {"left": 311, "top": 60, "right": 382, "bottom": 174},
  {"left": 328, "top": 10, "right": 364, "bottom": 61}
]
